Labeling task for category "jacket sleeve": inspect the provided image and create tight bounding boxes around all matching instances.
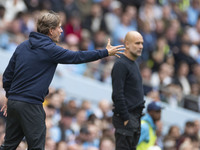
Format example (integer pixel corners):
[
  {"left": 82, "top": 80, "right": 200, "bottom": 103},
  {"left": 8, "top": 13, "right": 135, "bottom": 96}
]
[
  {"left": 3, "top": 52, "right": 16, "bottom": 98},
  {"left": 49, "top": 45, "right": 108, "bottom": 64},
  {"left": 111, "top": 61, "right": 129, "bottom": 121}
]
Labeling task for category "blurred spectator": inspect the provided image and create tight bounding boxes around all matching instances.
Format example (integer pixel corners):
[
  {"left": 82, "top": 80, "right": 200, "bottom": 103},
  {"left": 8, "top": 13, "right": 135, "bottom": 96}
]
[
  {"left": 23, "top": 0, "right": 41, "bottom": 11},
  {"left": 44, "top": 104, "right": 56, "bottom": 121},
  {"left": 67, "top": 142, "right": 83, "bottom": 150},
  {"left": 56, "top": 141, "right": 68, "bottom": 150},
  {"left": 173, "top": 61, "right": 191, "bottom": 95},
  {"left": 71, "top": 109, "right": 87, "bottom": 135},
  {"left": 150, "top": 37, "right": 170, "bottom": 72},
  {"left": 163, "top": 125, "right": 180, "bottom": 150},
  {"left": 99, "top": 136, "right": 115, "bottom": 150},
  {"left": 179, "top": 11, "right": 189, "bottom": 29},
  {"left": 137, "top": 101, "right": 163, "bottom": 150},
  {"left": 18, "top": 12, "right": 35, "bottom": 36},
  {"left": 194, "top": 120, "right": 200, "bottom": 139},
  {"left": 84, "top": 60, "right": 102, "bottom": 80},
  {"left": 178, "top": 138, "right": 195, "bottom": 150},
  {"left": 104, "top": 0, "right": 122, "bottom": 34},
  {"left": 75, "top": 0, "right": 92, "bottom": 20},
  {"left": 62, "top": 0, "right": 79, "bottom": 19},
  {"left": 75, "top": 125, "right": 91, "bottom": 146},
  {"left": 174, "top": 42, "right": 197, "bottom": 71},
  {"left": 186, "top": 16, "right": 200, "bottom": 46},
  {"left": 80, "top": 100, "right": 93, "bottom": 118},
  {"left": 189, "top": 64, "right": 200, "bottom": 84},
  {"left": 118, "top": 0, "right": 144, "bottom": 10},
  {"left": 100, "top": 0, "right": 112, "bottom": 14},
  {"left": 177, "top": 121, "right": 199, "bottom": 149},
  {"left": 45, "top": 137, "right": 56, "bottom": 150},
  {"left": 140, "top": 20, "right": 156, "bottom": 61},
  {"left": 82, "top": 3, "right": 108, "bottom": 34},
  {"left": 89, "top": 30, "right": 108, "bottom": 50},
  {"left": 86, "top": 123, "right": 100, "bottom": 148},
  {"left": 112, "top": 11, "right": 136, "bottom": 45},
  {"left": 100, "top": 61, "right": 114, "bottom": 83},
  {"left": 94, "top": 99, "right": 112, "bottom": 119},
  {"left": 182, "top": 78, "right": 200, "bottom": 112},
  {"left": 150, "top": 63, "right": 173, "bottom": 89},
  {"left": 146, "top": 90, "right": 161, "bottom": 102},
  {"left": 65, "top": 99, "right": 78, "bottom": 116},
  {"left": 125, "top": 5, "right": 138, "bottom": 30},
  {"left": 187, "top": 0, "right": 200, "bottom": 26},
  {"left": 140, "top": 62, "right": 153, "bottom": 95},
  {"left": 162, "top": 4, "right": 174, "bottom": 25},
  {"left": 154, "top": 19, "right": 165, "bottom": 38},
  {"left": 165, "top": 19, "right": 180, "bottom": 52},
  {"left": 156, "top": 120, "right": 164, "bottom": 149},
  {"left": 139, "top": 0, "right": 162, "bottom": 31},
  {"left": 160, "top": 83, "right": 183, "bottom": 106},
  {"left": 0, "top": 5, "right": 8, "bottom": 31},
  {"left": 0, "top": 0, "right": 27, "bottom": 22},
  {"left": 64, "top": 11, "right": 82, "bottom": 41},
  {"left": 50, "top": 109, "right": 75, "bottom": 143}
]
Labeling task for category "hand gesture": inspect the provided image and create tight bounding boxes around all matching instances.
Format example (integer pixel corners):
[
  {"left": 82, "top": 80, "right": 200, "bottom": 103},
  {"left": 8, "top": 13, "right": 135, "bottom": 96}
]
[
  {"left": 124, "top": 120, "right": 129, "bottom": 126},
  {"left": 1, "top": 98, "right": 8, "bottom": 117},
  {"left": 106, "top": 38, "right": 125, "bottom": 58}
]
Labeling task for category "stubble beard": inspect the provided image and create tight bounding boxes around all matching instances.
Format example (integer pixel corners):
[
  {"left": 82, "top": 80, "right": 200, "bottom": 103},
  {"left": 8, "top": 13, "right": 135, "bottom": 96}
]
[
  {"left": 53, "top": 36, "right": 60, "bottom": 43},
  {"left": 130, "top": 50, "right": 142, "bottom": 59}
]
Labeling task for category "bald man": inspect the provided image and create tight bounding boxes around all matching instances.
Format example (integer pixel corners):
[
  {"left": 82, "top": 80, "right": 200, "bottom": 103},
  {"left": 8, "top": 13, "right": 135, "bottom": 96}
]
[{"left": 111, "top": 31, "right": 145, "bottom": 150}]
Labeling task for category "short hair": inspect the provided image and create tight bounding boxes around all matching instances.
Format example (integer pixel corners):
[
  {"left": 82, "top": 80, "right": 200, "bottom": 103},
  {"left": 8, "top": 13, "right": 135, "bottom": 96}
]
[{"left": 37, "top": 11, "right": 60, "bottom": 35}]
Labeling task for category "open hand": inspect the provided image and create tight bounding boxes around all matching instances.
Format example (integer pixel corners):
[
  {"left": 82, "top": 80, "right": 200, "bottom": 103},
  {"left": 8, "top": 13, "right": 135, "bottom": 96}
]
[{"left": 106, "top": 38, "right": 126, "bottom": 58}]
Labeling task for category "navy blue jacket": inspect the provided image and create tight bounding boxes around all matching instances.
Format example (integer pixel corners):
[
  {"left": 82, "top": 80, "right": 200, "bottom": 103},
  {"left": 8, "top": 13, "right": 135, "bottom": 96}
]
[{"left": 3, "top": 32, "right": 108, "bottom": 104}]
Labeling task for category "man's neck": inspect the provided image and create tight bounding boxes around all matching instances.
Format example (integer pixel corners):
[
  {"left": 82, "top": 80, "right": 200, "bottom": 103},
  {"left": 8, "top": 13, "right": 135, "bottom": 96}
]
[{"left": 124, "top": 52, "right": 137, "bottom": 61}]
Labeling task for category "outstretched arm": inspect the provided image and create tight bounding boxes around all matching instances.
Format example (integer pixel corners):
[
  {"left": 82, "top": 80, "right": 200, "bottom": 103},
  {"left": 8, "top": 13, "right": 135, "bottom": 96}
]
[
  {"left": 106, "top": 38, "right": 125, "bottom": 57},
  {"left": 49, "top": 39, "right": 125, "bottom": 64}
]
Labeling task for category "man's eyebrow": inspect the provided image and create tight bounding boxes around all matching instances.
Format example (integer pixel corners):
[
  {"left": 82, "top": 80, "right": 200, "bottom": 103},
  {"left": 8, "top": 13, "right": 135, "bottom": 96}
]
[{"left": 135, "top": 41, "right": 143, "bottom": 44}]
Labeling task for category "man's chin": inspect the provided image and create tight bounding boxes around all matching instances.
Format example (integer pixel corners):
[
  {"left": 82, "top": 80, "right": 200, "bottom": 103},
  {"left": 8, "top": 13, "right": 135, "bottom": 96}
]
[{"left": 53, "top": 39, "right": 60, "bottom": 43}]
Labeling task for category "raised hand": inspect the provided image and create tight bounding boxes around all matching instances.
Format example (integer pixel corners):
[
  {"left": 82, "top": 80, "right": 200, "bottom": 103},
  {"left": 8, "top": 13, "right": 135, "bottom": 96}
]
[{"left": 106, "top": 38, "right": 125, "bottom": 58}]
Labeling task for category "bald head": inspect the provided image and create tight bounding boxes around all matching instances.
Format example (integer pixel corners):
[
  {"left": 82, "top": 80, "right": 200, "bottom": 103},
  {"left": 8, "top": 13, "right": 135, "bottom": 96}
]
[
  {"left": 124, "top": 31, "right": 142, "bottom": 43},
  {"left": 124, "top": 31, "right": 143, "bottom": 60}
]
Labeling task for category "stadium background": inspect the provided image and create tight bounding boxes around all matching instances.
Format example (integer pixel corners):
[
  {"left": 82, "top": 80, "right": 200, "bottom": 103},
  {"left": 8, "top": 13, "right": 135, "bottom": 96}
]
[{"left": 0, "top": 0, "right": 200, "bottom": 149}]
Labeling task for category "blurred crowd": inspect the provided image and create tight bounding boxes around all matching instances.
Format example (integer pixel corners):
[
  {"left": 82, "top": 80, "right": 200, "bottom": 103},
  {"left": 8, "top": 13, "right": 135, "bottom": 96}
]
[
  {"left": 0, "top": 77, "right": 200, "bottom": 150},
  {"left": 0, "top": 0, "right": 200, "bottom": 149}
]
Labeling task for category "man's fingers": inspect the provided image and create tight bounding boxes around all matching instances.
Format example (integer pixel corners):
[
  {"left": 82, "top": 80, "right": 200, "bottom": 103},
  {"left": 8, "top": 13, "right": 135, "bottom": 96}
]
[
  {"left": 1, "top": 105, "right": 7, "bottom": 117},
  {"left": 3, "top": 111, "right": 6, "bottom": 116},
  {"left": 0, "top": 105, "right": 5, "bottom": 112},
  {"left": 107, "top": 38, "right": 111, "bottom": 46},
  {"left": 117, "top": 52, "right": 124, "bottom": 55},
  {"left": 115, "top": 54, "right": 120, "bottom": 58},
  {"left": 114, "top": 45, "right": 124, "bottom": 48},
  {"left": 117, "top": 48, "right": 126, "bottom": 51}
]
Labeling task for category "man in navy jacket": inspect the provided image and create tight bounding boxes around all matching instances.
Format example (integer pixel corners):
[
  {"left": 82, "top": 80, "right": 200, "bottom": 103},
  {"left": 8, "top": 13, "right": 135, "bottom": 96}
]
[{"left": 1, "top": 11, "right": 124, "bottom": 150}]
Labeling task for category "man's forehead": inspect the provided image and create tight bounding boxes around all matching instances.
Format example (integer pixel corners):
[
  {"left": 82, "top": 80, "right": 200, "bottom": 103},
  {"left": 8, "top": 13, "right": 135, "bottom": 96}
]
[{"left": 133, "top": 36, "right": 143, "bottom": 42}]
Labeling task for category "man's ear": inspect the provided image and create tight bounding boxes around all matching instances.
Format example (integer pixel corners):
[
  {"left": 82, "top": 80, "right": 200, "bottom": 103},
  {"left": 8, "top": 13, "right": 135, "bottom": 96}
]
[
  {"left": 125, "top": 41, "right": 129, "bottom": 49},
  {"left": 49, "top": 28, "right": 53, "bottom": 36}
]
